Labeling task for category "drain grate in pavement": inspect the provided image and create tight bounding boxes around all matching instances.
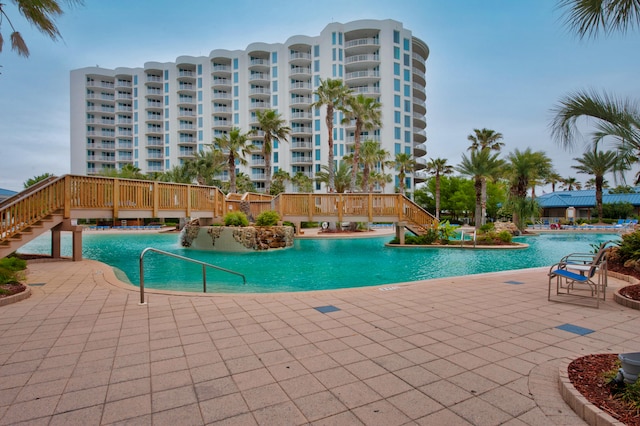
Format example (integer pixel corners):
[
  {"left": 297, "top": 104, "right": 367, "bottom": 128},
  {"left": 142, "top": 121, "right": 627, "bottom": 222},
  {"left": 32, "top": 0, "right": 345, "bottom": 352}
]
[
  {"left": 28, "top": 283, "right": 46, "bottom": 287},
  {"left": 504, "top": 280, "right": 524, "bottom": 285},
  {"left": 556, "top": 323, "right": 595, "bottom": 336},
  {"left": 314, "top": 305, "right": 341, "bottom": 314}
]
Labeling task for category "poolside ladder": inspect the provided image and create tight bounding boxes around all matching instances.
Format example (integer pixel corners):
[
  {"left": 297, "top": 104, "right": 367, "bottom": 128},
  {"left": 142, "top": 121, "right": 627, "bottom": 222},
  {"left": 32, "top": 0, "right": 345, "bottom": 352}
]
[
  {"left": 459, "top": 229, "right": 477, "bottom": 248},
  {"left": 138, "top": 247, "right": 246, "bottom": 305}
]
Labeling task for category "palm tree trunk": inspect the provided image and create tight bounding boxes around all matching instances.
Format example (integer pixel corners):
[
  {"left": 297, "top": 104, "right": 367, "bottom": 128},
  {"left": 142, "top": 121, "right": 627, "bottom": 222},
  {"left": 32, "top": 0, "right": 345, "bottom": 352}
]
[
  {"left": 480, "top": 178, "right": 487, "bottom": 226},
  {"left": 435, "top": 174, "right": 441, "bottom": 220},
  {"left": 326, "top": 105, "right": 335, "bottom": 192},
  {"left": 475, "top": 177, "right": 483, "bottom": 229},
  {"left": 596, "top": 176, "right": 603, "bottom": 220},
  {"left": 350, "top": 122, "right": 362, "bottom": 192}
]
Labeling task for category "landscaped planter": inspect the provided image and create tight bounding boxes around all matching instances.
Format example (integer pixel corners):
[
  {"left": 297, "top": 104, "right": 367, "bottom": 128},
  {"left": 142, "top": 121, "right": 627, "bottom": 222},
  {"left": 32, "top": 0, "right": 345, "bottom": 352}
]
[{"left": 180, "top": 224, "right": 294, "bottom": 252}]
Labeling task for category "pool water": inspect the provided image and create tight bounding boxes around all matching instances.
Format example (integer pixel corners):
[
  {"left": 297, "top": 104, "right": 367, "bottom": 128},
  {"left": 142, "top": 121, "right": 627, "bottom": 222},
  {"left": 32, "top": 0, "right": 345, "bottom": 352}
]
[{"left": 19, "top": 232, "right": 618, "bottom": 293}]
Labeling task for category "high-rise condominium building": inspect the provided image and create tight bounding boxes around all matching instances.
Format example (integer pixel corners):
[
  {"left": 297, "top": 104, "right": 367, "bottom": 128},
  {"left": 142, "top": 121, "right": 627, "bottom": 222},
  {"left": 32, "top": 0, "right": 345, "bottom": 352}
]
[{"left": 70, "top": 19, "right": 428, "bottom": 193}]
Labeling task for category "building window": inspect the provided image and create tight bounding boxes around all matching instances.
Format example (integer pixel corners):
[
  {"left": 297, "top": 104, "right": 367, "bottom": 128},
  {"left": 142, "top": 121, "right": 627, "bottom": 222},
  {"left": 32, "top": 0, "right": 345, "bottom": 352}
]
[
  {"left": 393, "top": 30, "right": 400, "bottom": 44},
  {"left": 164, "top": 70, "right": 168, "bottom": 80},
  {"left": 272, "top": 51, "right": 277, "bottom": 63},
  {"left": 405, "top": 131, "right": 411, "bottom": 143},
  {"left": 394, "top": 111, "right": 401, "bottom": 124},
  {"left": 233, "top": 72, "right": 238, "bottom": 83},
  {"left": 404, "top": 100, "right": 411, "bottom": 112},
  {"left": 404, "top": 84, "right": 410, "bottom": 96},
  {"left": 338, "top": 49, "right": 343, "bottom": 61},
  {"left": 315, "top": 134, "right": 321, "bottom": 146},
  {"left": 315, "top": 119, "right": 320, "bottom": 131},
  {"left": 394, "top": 127, "right": 401, "bottom": 139},
  {"left": 233, "top": 58, "right": 238, "bottom": 69},
  {"left": 395, "top": 143, "right": 401, "bottom": 154},
  {"left": 197, "top": 64, "right": 202, "bottom": 75},
  {"left": 404, "top": 115, "right": 411, "bottom": 127},
  {"left": 273, "top": 94, "right": 278, "bottom": 106},
  {"left": 394, "top": 79, "right": 400, "bottom": 91},
  {"left": 314, "top": 60, "right": 320, "bottom": 72},
  {"left": 404, "top": 54, "right": 410, "bottom": 67},
  {"left": 273, "top": 81, "right": 278, "bottom": 91},
  {"left": 394, "top": 95, "right": 401, "bottom": 108},
  {"left": 332, "top": 64, "right": 336, "bottom": 77},
  {"left": 272, "top": 66, "right": 277, "bottom": 77},
  {"left": 315, "top": 149, "right": 321, "bottom": 161},
  {"left": 404, "top": 38, "right": 410, "bottom": 50},
  {"left": 404, "top": 69, "right": 411, "bottom": 82},
  {"left": 314, "top": 45, "right": 320, "bottom": 57},
  {"left": 332, "top": 48, "right": 336, "bottom": 61},
  {"left": 332, "top": 32, "right": 336, "bottom": 45},
  {"left": 394, "top": 47, "right": 400, "bottom": 60},
  {"left": 338, "top": 32, "right": 343, "bottom": 45}
]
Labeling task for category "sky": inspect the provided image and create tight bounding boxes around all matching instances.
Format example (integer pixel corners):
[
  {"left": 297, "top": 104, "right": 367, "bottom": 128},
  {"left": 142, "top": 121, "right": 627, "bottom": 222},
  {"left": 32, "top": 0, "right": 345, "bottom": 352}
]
[{"left": 1, "top": 0, "right": 639, "bottom": 192}]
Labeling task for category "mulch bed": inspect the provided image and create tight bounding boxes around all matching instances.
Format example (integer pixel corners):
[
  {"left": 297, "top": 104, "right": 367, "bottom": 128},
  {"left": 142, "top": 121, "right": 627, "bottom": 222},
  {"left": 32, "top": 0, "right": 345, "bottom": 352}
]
[
  {"left": 0, "top": 283, "right": 27, "bottom": 299},
  {"left": 568, "top": 354, "right": 640, "bottom": 425}
]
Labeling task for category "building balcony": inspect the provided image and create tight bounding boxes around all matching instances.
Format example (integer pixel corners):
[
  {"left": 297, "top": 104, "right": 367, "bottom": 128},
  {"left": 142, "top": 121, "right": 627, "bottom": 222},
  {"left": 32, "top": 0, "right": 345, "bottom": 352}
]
[
  {"left": 212, "top": 78, "right": 231, "bottom": 88},
  {"left": 86, "top": 80, "right": 115, "bottom": 89},
  {"left": 414, "top": 143, "right": 427, "bottom": 157},
  {"left": 350, "top": 86, "right": 380, "bottom": 96},
  {"left": 291, "top": 141, "right": 313, "bottom": 150},
  {"left": 178, "top": 150, "right": 195, "bottom": 158},
  {"left": 344, "top": 70, "right": 380, "bottom": 84},
  {"left": 249, "top": 101, "right": 271, "bottom": 111},
  {"left": 251, "top": 159, "right": 266, "bottom": 166},
  {"left": 212, "top": 91, "right": 232, "bottom": 100},
  {"left": 178, "top": 109, "right": 196, "bottom": 118},
  {"left": 117, "top": 104, "right": 132, "bottom": 112},
  {"left": 178, "top": 83, "right": 196, "bottom": 93},
  {"left": 177, "top": 96, "right": 195, "bottom": 106},
  {"left": 146, "top": 139, "right": 164, "bottom": 147},
  {"left": 345, "top": 134, "right": 380, "bottom": 144},
  {"left": 413, "top": 128, "right": 427, "bottom": 142},
  {"left": 249, "top": 73, "right": 269, "bottom": 82},
  {"left": 412, "top": 67, "right": 426, "bottom": 85},
  {"left": 289, "top": 52, "right": 311, "bottom": 66},
  {"left": 291, "top": 156, "right": 313, "bottom": 165},
  {"left": 213, "top": 120, "right": 232, "bottom": 129},
  {"left": 117, "top": 117, "right": 133, "bottom": 125},
  {"left": 290, "top": 67, "right": 312, "bottom": 77},
  {"left": 117, "top": 129, "right": 133, "bottom": 137},
  {"left": 289, "top": 81, "right": 312, "bottom": 93},
  {"left": 211, "top": 64, "right": 231, "bottom": 75},
  {"left": 413, "top": 113, "right": 427, "bottom": 129},
  {"left": 179, "top": 123, "right": 196, "bottom": 131},
  {"left": 344, "top": 37, "right": 380, "bottom": 55},
  {"left": 290, "top": 96, "right": 312, "bottom": 106},
  {"left": 178, "top": 69, "right": 195, "bottom": 78},
  {"left": 249, "top": 58, "right": 270, "bottom": 70},
  {"left": 117, "top": 80, "right": 132, "bottom": 88},
  {"left": 146, "top": 126, "right": 163, "bottom": 135},
  {"left": 249, "top": 88, "right": 271, "bottom": 98},
  {"left": 291, "top": 126, "right": 312, "bottom": 135},
  {"left": 117, "top": 93, "right": 133, "bottom": 100},
  {"left": 413, "top": 99, "right": 426, "bottom": 115},
  {"left": 345, "top": 54, "right": 380, "bottom": 66},
  {"left": 251, "top": 172, "right": 266, "bottom": 181},
  {"left": 146, "top": 75, "right": 162, "bottom": 83},
  {"left": 146, "top": 101, "right": 163, "bottom": 110},
  {"left": 146, "top": 114, "right": 162, "bottom": 122},
  {"left": 290, "top": 111, "right": 312, "bottom": 120}
]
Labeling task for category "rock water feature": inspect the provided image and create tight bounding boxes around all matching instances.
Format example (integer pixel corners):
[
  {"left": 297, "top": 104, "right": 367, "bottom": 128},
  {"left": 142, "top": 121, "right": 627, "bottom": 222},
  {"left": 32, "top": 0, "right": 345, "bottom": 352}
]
[{"left": 180, "top": 219, "right": 294, "bottom": 252}]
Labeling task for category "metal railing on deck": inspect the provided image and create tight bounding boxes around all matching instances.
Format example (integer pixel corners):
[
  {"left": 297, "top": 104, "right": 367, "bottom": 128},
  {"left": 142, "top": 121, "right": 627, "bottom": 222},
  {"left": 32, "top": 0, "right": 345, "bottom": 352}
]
[{"left": 139, "top": 248, "right": 246, "bottom": 304}]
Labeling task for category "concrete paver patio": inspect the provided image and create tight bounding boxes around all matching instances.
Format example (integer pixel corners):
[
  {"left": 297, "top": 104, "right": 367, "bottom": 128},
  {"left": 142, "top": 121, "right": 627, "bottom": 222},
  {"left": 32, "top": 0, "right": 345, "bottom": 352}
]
[{"left": 1, "top": 258, "right": 638, "bottom": 425}]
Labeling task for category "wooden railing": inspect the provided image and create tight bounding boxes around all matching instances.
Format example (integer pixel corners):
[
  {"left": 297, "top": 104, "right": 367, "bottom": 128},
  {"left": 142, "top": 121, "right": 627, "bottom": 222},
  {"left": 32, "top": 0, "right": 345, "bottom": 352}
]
[
  {"left": 273, "top": 193, "right": 437, "bottom": 231},
  {"left": 1, "top": 175, "right": 437, "bottom": 246},
  {"left": 1, "top": 175, "right": 227, "bottom": 242},
  {"left": 1, "top": 176, "right": 66, "bottom": 240}
]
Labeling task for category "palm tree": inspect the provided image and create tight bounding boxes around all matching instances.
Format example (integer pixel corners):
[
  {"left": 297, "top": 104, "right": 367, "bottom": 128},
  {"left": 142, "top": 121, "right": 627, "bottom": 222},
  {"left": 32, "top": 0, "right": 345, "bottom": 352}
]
[
  {"left": 0, "top": 0, "right": 82, "bottom": 57},
  {"left": 292, "top": 171, "right": 313, "bottom": 193},
  {"left": 394, "top": 153, "right": 415, "bottom": 195},
  {"left": 467, "top": 128, "right": 504, "bottom": 152},
  {"left": 572, "top": 149, "right": 627, "bottom": 220},
  {"left": 545, "top": 171, "right": 563, "bottom": 192},
  {"left": 23, "top": 172, "right": 54, "bottom": 188},
  {"left": 558, "top": 0, "right": 640, "bottom": 39},
  {"left": 316, "top": 161, "right": 352, "bottom": 193},
  {"left": 213, "top": 127, "right": 255, "bottom": 194},
  {"left": 457, "top": 149, "right": 504, "bottom": 229},
  {"left": 271, "top": 169, "right": 290, "bottom": 195},
  {"left": 504, "top": 148, "right": 552, "bottom": 230},
  {"left": 359, "top": 139, "right": 390, "bottom": 192},
  {"left": 584, "top": 177, "right": 610, "bottom": 189},
  {"left": 256, "top": 109, "right": 291, "bottom": 194},
  {"left": 561, "top": 176, "right": 582, "bottom": 191},
  {"left": 158, "top": 164, "right": 192, "bottom": 184},
  {"left": 467, "top": 128, "right": 504, "bottom": 225},
  {"left": 312, "top": 78, "right": 352, "bottom": 192},
  {"left": 425, "top": 158, "right": 454, "bottom": 220},
  {"left": 185, "top": 149, "right": 226, "bottom": 186},
  {"left": 234, "top": 172, "right": 255, "bottom": 193},
  {"left": 341, "top": 94, "right": 382, "bottom": 191},
  {"left": 370, "top": 170, "right": 392, "bottom": 193}
]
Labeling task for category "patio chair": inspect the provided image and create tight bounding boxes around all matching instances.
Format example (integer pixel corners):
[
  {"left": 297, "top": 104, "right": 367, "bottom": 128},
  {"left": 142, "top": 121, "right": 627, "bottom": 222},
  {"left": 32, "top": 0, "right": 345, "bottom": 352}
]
[{"left": 548, "top": 243, "right": 612, "bottom": 308}]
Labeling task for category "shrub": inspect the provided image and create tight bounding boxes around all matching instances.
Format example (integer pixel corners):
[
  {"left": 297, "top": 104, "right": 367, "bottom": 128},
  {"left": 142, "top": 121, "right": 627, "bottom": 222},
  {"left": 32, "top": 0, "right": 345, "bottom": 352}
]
[
  {"left": 0, "top": 257, "right": 27, "bottom": 272},
  {"left": 255, "top": 210, "right": 280, "bottom": 226},
  {"left": 497, "top": 230, "right": 512, "bottom": 243},
  {"left": 615, "top": 229, "right": 640, "bottom": 263},
  {"left": 223, "top": 211, "right": 249, "bottom": 227},
  {"left": 479, "top": 223, "right": 495, "bottom": 233}
]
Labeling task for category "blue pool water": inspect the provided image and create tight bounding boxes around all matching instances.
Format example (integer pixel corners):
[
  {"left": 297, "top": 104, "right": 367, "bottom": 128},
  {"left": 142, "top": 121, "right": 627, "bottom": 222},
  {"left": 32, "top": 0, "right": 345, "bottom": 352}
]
[{"left": 19, "top": 232, "right": 618, "bottom": 293}]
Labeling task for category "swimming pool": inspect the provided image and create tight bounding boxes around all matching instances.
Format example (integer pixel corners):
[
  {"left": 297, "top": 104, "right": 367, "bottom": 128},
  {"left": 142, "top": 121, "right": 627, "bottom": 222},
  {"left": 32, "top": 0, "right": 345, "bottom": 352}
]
[{"left": 18, "top": 232, "right": 619, "bottom": 293}]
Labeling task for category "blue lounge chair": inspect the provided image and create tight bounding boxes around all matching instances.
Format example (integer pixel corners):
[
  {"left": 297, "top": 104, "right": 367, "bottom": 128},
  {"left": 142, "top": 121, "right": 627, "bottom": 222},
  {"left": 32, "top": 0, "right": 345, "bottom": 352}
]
[{"left": 548, "top": 243, "right": 611, "bottom": 308}]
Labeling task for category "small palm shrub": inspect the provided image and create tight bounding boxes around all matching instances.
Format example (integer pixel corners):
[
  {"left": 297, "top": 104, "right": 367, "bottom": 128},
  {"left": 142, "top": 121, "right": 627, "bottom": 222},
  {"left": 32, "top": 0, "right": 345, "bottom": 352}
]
[
  {"left": 255, "top": 210, "right": 280, "bottom": 226},
  {"left": 0, "top": 257, "right": 27, "bottom": 285},
  {"left": 497, "top": 230, "right": 512, "bottom": 243},
  {"left": 616, "top": 229, "right": 640, "bottom": 263},
  {"left": 479, "top": 223, "right": 495, "bottom": 233},
  {"left": 224, "top": 211, "right": 249, "bottom": 227}
]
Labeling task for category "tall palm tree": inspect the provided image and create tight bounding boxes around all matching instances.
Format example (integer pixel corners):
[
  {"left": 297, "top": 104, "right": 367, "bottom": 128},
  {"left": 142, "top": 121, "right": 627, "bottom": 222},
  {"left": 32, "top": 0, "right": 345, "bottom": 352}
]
[
  {"left": 558, "top": 0, "right": 640, "bottom": 39},
  {"left": 545, "top": 171, "right": 563, "bottom": 192},
  {"left": 0, "top": 0, "right": 82, "bottom": 57},
  {"left": 572, "top": 149, "right": 627, "bottom": 220},
  {"left": 359, "top": 139, "right": 390, "bottom": 192},
  {"left": 341, "top": 94, "right": 382, "bottom": 191},
  {"left": 292, "top": 171, "right": 313, "bottom": 193},
  {"left": 561, "top": 176, "right": 582, "bottom": 191},
  {"left": 505, "top": 148, "right": 552, "bottom": 230},
  {"left": 394, "top": 153, "right": 415, "bottom": 195},
  {"left": 312, "top": 78, "right": 352, "bottom": 192},
  {"left": 370, "top": 170, "right": 392, "bottom": 193},
  {"left": 213, "top": 127, "right": 255, "bottom": 194},
  {"left": 256, "top": 109, "right": 291, "bottom": 194},
  {"left": 425, "top": 158, "right": 454, "bottom": 220},
  {"left": 185, "top": 149, "right": 226, "bottom": 186},
  {"left": 467, "top": 128, "right": 504, "bottom": 225},
  {"left": 457, "top": 149, "right": 504, "bottom": 229},
  {"left": 271, "top": 169, "right": 291, "bottom": 195},
  {"left": 315, "top": 161, "right": 352, "bottom": 193},
  {"left": 467, "top": 128, "right": 504, "bottom": 152}
]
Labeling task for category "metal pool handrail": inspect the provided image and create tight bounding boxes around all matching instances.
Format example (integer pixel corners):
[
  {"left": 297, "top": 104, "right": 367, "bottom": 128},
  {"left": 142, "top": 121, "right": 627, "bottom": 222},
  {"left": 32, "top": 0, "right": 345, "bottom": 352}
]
[{"left": 138, "top": 247, "right": 246, "bottom": 304}]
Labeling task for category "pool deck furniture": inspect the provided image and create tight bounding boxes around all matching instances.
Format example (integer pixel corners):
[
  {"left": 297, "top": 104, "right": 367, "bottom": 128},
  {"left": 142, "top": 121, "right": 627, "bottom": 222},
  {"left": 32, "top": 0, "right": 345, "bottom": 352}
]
[
  {"left": 1, "top": 259, "right": 637, "bottom": 424},
  {"left": 548, "top": 245, "right": 610, "bottom": 308}
]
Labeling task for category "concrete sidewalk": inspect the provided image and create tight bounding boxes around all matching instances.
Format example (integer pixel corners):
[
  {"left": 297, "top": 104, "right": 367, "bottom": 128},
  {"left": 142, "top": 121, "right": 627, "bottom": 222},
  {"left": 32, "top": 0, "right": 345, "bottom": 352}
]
[{"left": 0, "top": 259, "right": 638, "bottom": 425}]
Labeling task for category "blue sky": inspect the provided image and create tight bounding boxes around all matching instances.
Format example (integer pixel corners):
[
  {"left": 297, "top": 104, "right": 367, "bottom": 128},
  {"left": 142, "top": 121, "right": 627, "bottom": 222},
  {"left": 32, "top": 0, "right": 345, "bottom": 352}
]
[{"left": 1, "top": 0, "right": 638, "bottom": 192}]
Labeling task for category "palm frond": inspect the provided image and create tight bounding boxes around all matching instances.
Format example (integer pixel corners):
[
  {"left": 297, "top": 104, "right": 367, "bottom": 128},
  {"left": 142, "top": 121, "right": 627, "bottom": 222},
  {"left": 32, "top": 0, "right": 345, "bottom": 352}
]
[{"left": 11, "top": 31, "right": 29, "bottom": 57}]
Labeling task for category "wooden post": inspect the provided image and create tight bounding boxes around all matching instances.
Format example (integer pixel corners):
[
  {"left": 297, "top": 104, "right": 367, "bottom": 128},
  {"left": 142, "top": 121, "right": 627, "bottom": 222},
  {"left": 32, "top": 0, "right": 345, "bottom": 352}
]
[
  {"left": 186, "top": 185, "right": 192, "bottom": 218},
  {"left": 51, "top": 226, "right": 61, "bottom": 258},
  {"left": 72, "top": 228, "right": 83, "bottom": 261},
  {"left": 368, "top": 194, "right": 373, "bottom": 223},
  {"left": 308, "top": 193, "right": 313, "bottom": 222},
  {"left": 152, "top": 181, "right": 159, "bottom": 217},
  {"left": 113, "top": 179, "right": 120, "bottom": 218},
  {"left": 64, "top": 176, "right": 72, "bottom": 218}
]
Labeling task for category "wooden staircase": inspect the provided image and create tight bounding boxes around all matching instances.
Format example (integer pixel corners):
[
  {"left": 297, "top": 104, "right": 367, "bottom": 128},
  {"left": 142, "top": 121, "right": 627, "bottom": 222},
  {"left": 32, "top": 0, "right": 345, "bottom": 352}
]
[{"left": 0, "top": 213, "right": 64, "bottom": 258}]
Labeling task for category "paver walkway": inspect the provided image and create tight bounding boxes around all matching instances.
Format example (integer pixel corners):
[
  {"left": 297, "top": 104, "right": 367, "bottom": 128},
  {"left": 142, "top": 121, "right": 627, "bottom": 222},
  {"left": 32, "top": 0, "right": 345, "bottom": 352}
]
[{"left": 1, "top": 258, "right": 638, "bottom": 425}]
